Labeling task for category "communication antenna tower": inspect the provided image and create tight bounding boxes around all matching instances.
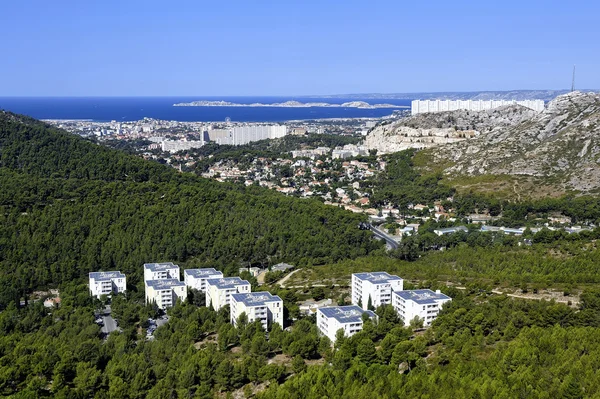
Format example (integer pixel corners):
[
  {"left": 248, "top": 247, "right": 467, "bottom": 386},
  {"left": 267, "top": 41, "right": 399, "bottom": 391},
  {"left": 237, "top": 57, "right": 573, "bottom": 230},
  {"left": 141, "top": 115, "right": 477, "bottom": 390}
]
[{"left": 571, "top": 65, "right": 576, "bottom": 92}]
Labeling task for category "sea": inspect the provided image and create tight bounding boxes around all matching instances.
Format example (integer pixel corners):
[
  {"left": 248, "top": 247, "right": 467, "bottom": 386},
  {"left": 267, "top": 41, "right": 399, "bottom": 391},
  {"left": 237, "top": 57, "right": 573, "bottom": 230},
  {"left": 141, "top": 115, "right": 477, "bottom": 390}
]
[{"left": 0, "top": 97, "right": 412, "bottom": 123}]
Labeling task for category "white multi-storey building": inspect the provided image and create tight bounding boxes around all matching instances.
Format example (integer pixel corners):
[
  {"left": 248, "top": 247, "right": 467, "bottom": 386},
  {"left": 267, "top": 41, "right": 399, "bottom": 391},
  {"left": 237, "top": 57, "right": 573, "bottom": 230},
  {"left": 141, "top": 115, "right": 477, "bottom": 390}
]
[
  {"left": 317, "top": 305, "right": 377, "bottom": 342},
  {"left": 352, "top": 272, "right": 404, "bottom": 310},
  {"left": 411, "top": 99, "right": 545, "bottom": 115},
  {"left": 143, "top": 262, "right": 180, "bottom": 283},
  {"left": 89, "top": 271, "right": 126, "bottom": 298},
  {"left": 230, "top": 292, "right": 283, "bottom": 330},
  {"left": 184, "top": 268, "right": 224, "bottom": 292},
  {"left": 205, "top": 277, "right": 251, "bottom": 311},
  {"left": 145, "top": 279, "right": 187, "bottom": 310},
  {"left": 209, "top": 125, "right": 287, "bottom": 146},
  {"left": 161, "top": 140, "right": 204, "bottom": 153},
  {"left": 392, "top": 289, "right": 451, "bottom": 326}
]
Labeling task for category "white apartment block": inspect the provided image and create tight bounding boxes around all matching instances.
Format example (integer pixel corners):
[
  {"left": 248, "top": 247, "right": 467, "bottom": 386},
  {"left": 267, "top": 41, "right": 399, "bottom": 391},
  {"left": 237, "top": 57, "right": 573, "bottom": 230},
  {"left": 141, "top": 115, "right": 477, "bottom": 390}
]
[
  {"left": 352, "top": 272, "right": 404, "bottom": 310},
  {"left": 145, "top": 279, "right": 187, "bottom": 310},
  {"left": 230, "top": 292, "right": 283, "bottom": 330},
  {"left": 161, "top": 140, "right": 204, "bottom": 153},
  {"left": 184, "top": 268, "right": 224, "bottom": 292},
  {"left": 209, "top": 125, "right": 287, "bottom": 146},
  {"left": 205, "top": 277, "right": 251, "bottom": 311},
  {"left": 392, "top": 289, "right": 451, "bottom": 327},
  {"left": 411, "top": 99, "right": 545, "bottom": 115},
  {"left": 89, "top": 271, "right": 126, "bottom": 298},
  {"left": 143, "top": 262, "right": 180, "bottom": 283},
  {"left": 317, "top": 305, "right": 377, "bottom": 342}
]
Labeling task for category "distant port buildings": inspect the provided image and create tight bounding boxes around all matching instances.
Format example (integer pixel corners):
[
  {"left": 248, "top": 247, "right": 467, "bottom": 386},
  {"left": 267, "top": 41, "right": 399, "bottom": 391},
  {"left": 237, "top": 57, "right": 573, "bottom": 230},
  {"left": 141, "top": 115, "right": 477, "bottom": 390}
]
[{"left": 411, "top": 99, "right": 545, "bottom": 115}]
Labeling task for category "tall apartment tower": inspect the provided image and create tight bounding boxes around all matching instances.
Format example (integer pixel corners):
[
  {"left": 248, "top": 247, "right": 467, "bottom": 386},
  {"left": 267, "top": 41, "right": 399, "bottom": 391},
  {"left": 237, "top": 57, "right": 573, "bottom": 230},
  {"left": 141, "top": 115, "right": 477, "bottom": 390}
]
[{"left": 351, "top": 272, "right": 404, "bottom": 310}]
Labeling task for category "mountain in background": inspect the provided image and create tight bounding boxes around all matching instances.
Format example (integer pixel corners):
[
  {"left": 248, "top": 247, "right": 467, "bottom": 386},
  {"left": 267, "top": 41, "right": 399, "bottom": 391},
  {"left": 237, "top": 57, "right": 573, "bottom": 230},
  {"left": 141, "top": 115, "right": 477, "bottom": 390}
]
[
  {"left": 365, "top": 91, "right": 600, "bottom": 198},
  {"left": 315, "top": 89, "right": 598, "bottom": 101}
]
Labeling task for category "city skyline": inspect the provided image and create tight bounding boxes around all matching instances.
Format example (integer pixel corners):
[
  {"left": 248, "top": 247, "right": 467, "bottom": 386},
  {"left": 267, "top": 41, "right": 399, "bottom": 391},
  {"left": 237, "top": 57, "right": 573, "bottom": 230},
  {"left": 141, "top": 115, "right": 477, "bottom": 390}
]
[{"left": 1, "top": 0, "right": 599, "bottom": 96}]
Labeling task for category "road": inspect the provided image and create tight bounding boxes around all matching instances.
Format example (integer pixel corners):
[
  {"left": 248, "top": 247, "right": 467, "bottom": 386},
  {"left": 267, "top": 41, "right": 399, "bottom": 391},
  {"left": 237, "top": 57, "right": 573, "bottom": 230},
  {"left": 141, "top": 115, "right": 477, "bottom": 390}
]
[
  {"left": 276, "top": 269, "right": 302, "bottom": 288},
  {"left": 101, "top": 315, "right": 118, "bottom": 334},
  {"left": 99, "top": 305, "right": 120, "bottom": 335},
  {"left": 370, "top": 224, "right": 400, "bottom": 250}
]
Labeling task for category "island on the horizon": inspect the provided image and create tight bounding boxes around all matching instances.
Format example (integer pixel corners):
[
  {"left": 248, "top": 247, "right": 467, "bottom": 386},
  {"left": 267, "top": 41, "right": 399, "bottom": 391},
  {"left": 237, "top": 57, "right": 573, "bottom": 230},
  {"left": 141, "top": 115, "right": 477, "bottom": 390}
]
[{"left": 173, "top": 100, "right": 408, "bottom": 109}]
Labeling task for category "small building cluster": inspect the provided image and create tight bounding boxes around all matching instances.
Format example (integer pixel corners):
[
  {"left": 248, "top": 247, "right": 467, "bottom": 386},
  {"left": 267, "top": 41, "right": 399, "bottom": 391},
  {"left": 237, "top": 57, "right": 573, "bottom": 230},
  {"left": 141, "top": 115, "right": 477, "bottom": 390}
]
[
  {"left": 89, "top": 265, "right": 452, "bottom": 339},
  {"left": 318, "top": 271, "right": 452, "bottom": 342}
]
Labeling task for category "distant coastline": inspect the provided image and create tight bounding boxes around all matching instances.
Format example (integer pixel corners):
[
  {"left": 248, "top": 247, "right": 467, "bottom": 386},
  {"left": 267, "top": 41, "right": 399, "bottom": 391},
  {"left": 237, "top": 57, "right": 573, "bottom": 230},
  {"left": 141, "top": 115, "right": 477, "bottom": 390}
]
[{"left": 173, "top": 100, "right": 408, "bottom": 109}]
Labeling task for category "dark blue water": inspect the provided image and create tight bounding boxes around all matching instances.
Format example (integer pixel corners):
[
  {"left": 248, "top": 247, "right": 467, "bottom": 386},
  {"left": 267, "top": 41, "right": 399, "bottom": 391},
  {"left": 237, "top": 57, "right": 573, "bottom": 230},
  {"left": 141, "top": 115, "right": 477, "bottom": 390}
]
[{"left": 0, "top": 97, "right": 411, "bottom": 122}]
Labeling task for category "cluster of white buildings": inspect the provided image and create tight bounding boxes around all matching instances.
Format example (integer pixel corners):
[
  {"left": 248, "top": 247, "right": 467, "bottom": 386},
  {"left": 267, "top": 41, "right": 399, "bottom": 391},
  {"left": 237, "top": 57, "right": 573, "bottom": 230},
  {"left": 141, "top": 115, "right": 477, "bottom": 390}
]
[
  {"left": 411, "top": 99, "right": 545, "bottom": 115},
  {"left": 89, "top": 266, "right": 450, "bottom": 340},
  {"left": 317, "top": 271, "right": 451, "bottom": 342},
  {"left": 291, "top": 147, "right": 331, "bottom": 159},
  {"left": 331, "top": 144, "right": 368, "bottom": 160}
]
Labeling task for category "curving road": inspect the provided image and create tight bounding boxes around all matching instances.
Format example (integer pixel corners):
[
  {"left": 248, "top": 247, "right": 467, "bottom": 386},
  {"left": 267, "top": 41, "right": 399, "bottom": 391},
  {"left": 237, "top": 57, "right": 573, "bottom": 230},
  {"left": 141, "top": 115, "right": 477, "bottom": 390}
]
[{"left": 369, "top": 224, "right": 400, "bottom": 250}]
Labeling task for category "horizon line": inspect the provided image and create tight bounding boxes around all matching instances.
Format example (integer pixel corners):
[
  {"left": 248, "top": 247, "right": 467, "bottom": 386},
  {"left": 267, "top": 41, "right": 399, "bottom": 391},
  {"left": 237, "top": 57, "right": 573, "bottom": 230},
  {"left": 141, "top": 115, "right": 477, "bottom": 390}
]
[{"left": 1, "top": 89, "right": 598, "bottom": 98}]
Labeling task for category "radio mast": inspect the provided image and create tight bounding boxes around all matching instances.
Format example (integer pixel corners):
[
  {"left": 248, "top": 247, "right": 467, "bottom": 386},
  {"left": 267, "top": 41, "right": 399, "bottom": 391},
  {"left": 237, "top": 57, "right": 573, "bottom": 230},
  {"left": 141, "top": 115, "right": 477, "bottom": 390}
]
[{"left": 571, "top": 65, "right": 576, "bottom": 92}]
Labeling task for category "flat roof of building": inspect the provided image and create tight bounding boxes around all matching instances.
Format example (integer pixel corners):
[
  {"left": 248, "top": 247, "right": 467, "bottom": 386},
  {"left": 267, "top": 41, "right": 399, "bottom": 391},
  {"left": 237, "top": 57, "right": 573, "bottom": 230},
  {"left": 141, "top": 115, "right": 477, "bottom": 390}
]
[
  {"left": 271, "top": 263, "right": 294, "bottom": 271},
  {"left": 146, "top": 279, "right": 186, "bottom": 290},
  {"left": 318, "top": 305, "right": 376, "bottom": 324},
  {"left": 394, "top": 289, "right": 451, "bottom": 304},
  {"left": 205, "top": 277, "right": 250, "bottom": 289},
  {"left": 184, "top": 268, "right": 223, "bottom": 278},
  {"left": 144, "top": 262, "right": 179, "bottom": 272},
  {"left": 231, "top": 292, "right": 282, "bottom": 307},
  {"left": 352, "top": 272, "right": 402, "bottom": 284},
  {"left": 435, "top": 226, "right": 468, "bottom": 233},
  {"left": 89, "top": 271, "right": 125, "bottom": 280}
]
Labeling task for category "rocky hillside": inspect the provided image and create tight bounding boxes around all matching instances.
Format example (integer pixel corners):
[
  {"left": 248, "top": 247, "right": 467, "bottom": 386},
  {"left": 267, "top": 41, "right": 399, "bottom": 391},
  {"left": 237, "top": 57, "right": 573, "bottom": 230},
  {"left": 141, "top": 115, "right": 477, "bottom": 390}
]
[
  {"left": 365, "top": 104, "right": 537, "bottom": 153},
  {"left": 366, "top": 91, "right": 600, "bottom": 194},
  {"left": 431, "top": 91, "right": 600, "bottom": 192}
]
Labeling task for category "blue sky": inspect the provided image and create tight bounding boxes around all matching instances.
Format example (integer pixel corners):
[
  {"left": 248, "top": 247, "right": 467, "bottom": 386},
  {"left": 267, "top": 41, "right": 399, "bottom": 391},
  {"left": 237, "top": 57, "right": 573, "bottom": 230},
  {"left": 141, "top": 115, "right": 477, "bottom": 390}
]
[{"left": 0, "top": 0, "right": 598, "bottom": 96}]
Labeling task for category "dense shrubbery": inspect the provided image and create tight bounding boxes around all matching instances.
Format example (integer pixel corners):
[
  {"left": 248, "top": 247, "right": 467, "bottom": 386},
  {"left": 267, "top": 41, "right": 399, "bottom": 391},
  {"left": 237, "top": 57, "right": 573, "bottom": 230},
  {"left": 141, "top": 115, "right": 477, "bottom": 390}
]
[{"left": 3, "top": 283, "right": 600, "bottom": 397}]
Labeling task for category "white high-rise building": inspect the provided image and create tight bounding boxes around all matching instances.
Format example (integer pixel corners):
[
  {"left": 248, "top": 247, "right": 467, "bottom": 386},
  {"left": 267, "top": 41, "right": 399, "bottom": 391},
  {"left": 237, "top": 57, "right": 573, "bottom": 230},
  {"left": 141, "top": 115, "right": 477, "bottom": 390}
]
[
  {"left": 184, "top": 268, "right": 224, "bottom": 292},
  {"left": 89, "top": 271, "right": 126, "bottom": 298},
  {"left": 145, "top": 279, "right": 187, "bottom": 310},
  {"left": 161, "top": 140, "right": 204, "bottom": 153},
  {"left": 205, "top": 277, "right": 251, "bottom": 311},
  {"left": 317, "top": 305, "right": 377, "bottom": 342},
  {"left": 143, "top": 262, "right": 180, "bottom": 283},
  {"left": 411, "top": 99, "right": 545, "bottom": 115},
  {"left": 208, "top": 125, "right": 287, "bottom": 146},
  {"left": 392, "top": 289, "right": 451, "bottom": 326},
  {"left": 351, "top": 272, "right": 404, "bottom": 310},
  {"left": 230, "top": 292, "right": 283, "bottom": 330}
]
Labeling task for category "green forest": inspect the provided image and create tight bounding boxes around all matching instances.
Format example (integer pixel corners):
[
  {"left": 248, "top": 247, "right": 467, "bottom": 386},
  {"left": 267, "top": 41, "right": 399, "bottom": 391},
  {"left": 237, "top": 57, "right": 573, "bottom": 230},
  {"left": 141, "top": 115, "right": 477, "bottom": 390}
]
[
  {"left": 3, "top": 111, "right": 600, "bottom": 398},
  {"left": 0, "top": 112, "right": 380, "bottom": 308}
]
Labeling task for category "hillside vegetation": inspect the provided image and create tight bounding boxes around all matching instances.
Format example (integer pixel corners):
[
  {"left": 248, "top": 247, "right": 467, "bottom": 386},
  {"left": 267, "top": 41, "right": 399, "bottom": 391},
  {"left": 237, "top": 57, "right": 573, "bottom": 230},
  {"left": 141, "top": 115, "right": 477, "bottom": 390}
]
[{"left": 0, "top": 111, "right": 380, "bottom": 308}]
